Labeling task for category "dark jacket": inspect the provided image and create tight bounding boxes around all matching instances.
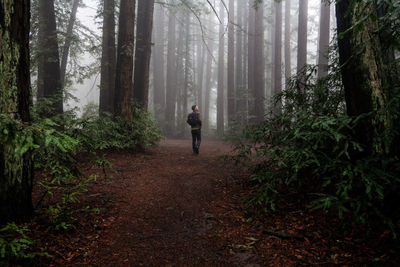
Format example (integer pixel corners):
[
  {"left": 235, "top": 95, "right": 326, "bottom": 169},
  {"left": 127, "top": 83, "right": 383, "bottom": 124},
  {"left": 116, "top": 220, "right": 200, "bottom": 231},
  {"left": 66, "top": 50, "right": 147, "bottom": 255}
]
[{"left": 190, "top": 111, "right": 202, "bottom": 130}]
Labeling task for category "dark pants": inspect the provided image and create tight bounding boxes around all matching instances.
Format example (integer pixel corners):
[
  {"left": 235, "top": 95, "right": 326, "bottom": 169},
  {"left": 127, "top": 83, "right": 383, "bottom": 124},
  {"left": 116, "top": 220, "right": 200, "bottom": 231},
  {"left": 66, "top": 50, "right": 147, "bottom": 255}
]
[{"left": 191, "top": 129, "right": 201, "bottom": 153}]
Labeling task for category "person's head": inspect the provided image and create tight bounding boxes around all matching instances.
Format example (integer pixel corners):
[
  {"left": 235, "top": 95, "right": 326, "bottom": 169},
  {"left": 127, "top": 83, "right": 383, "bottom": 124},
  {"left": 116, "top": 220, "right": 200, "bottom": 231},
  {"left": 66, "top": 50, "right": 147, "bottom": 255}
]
[{"left": 192, "top": 105, "right": 199, "bottom": 112}]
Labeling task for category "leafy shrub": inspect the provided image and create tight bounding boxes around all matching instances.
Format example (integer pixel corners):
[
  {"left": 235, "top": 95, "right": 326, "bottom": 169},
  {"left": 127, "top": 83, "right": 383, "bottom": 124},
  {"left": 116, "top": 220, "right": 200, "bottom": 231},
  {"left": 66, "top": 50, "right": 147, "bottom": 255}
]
[
  {"left": 0, "top": 223, "right": 48, "bottom": 262},
  {"left": 233, "top": 65, "right": 400, "bottom": 237},
  {"left": 69, "top": 103, "right": 162, "bottom": 151}
]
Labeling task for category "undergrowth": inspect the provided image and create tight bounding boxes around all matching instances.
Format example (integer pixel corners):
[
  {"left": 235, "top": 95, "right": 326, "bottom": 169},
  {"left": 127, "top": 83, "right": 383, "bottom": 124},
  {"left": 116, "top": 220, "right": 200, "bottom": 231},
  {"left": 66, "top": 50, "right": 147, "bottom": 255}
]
[
  {"left": 0, "top": 101, "right": 162, "bottom": 263},
  {"left": 232, "top": 65, "right": 400, "bottom": 237}
]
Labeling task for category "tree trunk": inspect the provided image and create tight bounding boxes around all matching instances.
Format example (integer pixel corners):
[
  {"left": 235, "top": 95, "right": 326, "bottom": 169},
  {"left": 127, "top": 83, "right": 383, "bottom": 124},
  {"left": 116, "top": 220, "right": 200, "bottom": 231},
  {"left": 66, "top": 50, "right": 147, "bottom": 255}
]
[
  {"left": 336, "top": 0, "right": 389, "bottom": 154},
  {"left": 227, "top": 0, "right": 235, "bottom": 126},
  {"left": 204, "top": 38, "right": 214, "bottom": 132},
  {"left": 183, "top": 12, "right": 191, "bottom": 135},
  {"left": 254, "top": 2, "right": 265, "bottom": 122},
  {"left": 60, "top": 0, "right": 80, "bottom": 89},
  {"left": 235, "top": 0, "right": 245, "bottom": 125},
  {"left": 99, "top": 0, "right": 116, "bottom": 115},
  {"left": 37, "top": 0, "right": 63, "bottom": 116},
  {"left": 317, "top": 0, "right": 330, "bottom": 79},
  {"left": 196, "top": 36, "right": 205, "bottom": 113},
  {"left": 165, "top": 8, "right": 177, "bottom": 136},
  {"left": 247, "top": 0, "right": 255, "bottom": 123},
  {"left": 284, "top": 0, "right": 291, "bottom": 89},
  {"left": 175, "top": 12, "right": 185, "bottom": 137},
  {"left": 0, "top": 0, "right": 33, "bottom": 224},
  {"left": 274, "top": 0, "right": 282, "bottom": 115},
  {"left": 297, "top": 0, "right": 308, "bottom": 82},
  {"left": 152, "top": 4, "right": 166, "bottom": 123},
  {"left": 133, "top": 0, "right": 155, "bottom": 109},
  {"left": 114, "top": 0, "right": 135, "bottom": 120},
  {"left": 217, "top": 1, "right": 225, "bottom": 135}
]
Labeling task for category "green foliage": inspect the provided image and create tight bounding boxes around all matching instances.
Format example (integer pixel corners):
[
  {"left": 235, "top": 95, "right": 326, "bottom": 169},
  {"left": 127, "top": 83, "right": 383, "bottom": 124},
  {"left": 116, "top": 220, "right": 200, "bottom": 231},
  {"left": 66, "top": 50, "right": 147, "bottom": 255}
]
[
  {"left": 70, "top": 103, "right": 162, "bottom": 151},
  {"left": 0, "top": 223, "right": 49, "bottom": 262},
  {"left": 233, "top": 65, "right": 400, "bottom": 237}
]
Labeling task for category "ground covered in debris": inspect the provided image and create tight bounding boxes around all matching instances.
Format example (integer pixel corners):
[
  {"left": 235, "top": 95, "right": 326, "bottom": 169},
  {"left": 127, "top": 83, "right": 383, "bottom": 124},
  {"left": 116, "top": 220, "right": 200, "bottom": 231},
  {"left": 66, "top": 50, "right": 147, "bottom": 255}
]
[{"left": 29, "top": 139, "right": 399, "bottom": 266}]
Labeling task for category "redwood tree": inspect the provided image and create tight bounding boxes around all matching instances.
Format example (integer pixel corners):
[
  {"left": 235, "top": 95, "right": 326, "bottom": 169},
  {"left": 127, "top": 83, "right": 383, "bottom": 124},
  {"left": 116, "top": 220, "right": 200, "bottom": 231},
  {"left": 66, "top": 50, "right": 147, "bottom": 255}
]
[
  {"left": 37, "top": 0, "right": 63, "bottom": 116},
  {"left": 114, "top": 0, "right": 136, "bottom": 120},
  {"left": 217, "top": 1, "right": 225, "bottom": 135},
  {"left": 336, "top": 0, "right": 389, "bottom": 154},
  {"left": 165, "top": 8, "right": 177, "bottom": 136},
  {"left": 133, "top": 0, "right": 155, "bottom": 109},
  {"left": 317, "top": 0, "right": 330, "bottom": 79},
  {"left": 0, "top": 0, "right": 33, "bottom": 224},
  {"left": 227, "top": 0, "right": 235, "bottom": 126},
  {"left": 254, "top": 1, "right": 265, "bottom": 122},
  {"left": 99, "top": 0, "right": 116, "bottom": 115}
]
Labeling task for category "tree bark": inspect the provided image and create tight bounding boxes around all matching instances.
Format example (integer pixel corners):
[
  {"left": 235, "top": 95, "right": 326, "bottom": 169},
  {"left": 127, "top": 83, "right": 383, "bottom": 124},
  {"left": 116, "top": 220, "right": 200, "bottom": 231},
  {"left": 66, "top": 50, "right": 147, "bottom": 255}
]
[
  {"left": 254, "top": 2, "right": 265, "bottom": 122},
  {"left": 165, "top": 8, "right": 177, "bottom": 136},
  {"left": 204, "top": 38, "right": 214, "bottom": 132},
  {"left": 114, "top": 0, "right": 135, "bottom": 120},
  {"left": 227, "top": 0, "right": 235, "bottom": 126},
  {"left": 0, "top": 0, "right": 33, "bottom": 224},
  {"left": 60, "top": 0, "right": 80, "bottom": 89},
  {"left": 297, "top": 0, "right": 308, "bottom": 82},
  {"left": 284, "top": 0, "right": 291, "bottom": 89},
  {"left": 37, "top": 0, "right": 63, "bottom": 116},
  {"left": 99, "top": 0, "right": 116, "bottom": 115},
  {"left": 317, "top": 0, "right": 330, "bottom": 79},
  {"left": 133, "top": 0, "right": 155, "bottom": 109},
  {"left": 336, "top": 0, "right": 389, "bottom": 154},
  {"left": 152, "top": 4, "right": 166, "bottom": 123},
  {"left": 274, "top": 0, "right": 282, "bottom": 115},
  {"left": 196, "top": 35, "right": 205, "bottom": 113},
  {"left": 235, "top": 0, "right": 245, "bottom": 124},
  {"left": 183, "top": 12, "right": 191, "bottom": 135},
  {"left": 217, "top": 1, "right": 225, "bottom": 135},
  {"left": 247, "top": 0, "right": 255, "bottom": 123}
]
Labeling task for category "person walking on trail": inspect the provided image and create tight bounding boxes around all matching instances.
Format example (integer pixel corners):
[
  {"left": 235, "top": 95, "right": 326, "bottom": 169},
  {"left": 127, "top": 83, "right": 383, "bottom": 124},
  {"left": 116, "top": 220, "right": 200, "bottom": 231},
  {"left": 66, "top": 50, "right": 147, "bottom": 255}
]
[{"left": 187, "top": 105, "right": 202, "bottom": 155}]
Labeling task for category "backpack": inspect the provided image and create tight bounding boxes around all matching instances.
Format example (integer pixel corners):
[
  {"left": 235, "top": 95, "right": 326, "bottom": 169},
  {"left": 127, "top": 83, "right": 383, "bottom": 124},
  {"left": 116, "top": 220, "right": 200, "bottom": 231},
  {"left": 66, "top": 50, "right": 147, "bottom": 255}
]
[{"left": 187, "top": 112, "right": 198, "bottom": 127}]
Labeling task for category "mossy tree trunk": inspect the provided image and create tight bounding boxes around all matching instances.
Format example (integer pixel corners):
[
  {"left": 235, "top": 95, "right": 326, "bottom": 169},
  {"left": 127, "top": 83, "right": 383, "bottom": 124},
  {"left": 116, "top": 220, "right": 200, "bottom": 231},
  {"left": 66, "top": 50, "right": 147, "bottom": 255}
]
[
  {"left": 0, "top": 0, "right": 33, "bottom": 224},
  {"left": 336, "top": 0, "right": 390, "bottom": 154}
]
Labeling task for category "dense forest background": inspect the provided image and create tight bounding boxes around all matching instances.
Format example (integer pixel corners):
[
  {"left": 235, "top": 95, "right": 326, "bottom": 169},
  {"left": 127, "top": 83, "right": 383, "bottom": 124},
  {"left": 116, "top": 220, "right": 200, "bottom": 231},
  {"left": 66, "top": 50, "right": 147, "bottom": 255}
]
[{"left": 1, "top": 0, "right": 400, "bottom": 264}]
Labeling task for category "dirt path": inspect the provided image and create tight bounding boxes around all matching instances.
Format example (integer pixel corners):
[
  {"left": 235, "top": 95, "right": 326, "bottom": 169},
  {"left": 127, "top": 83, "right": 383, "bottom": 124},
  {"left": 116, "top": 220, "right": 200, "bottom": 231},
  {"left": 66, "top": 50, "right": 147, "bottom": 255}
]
[
  {"left": 78, "top": 139, "right": 258, "bottom": 266},
  {"left": 33, "top": 139, "right": 399, "bottom": 266}
]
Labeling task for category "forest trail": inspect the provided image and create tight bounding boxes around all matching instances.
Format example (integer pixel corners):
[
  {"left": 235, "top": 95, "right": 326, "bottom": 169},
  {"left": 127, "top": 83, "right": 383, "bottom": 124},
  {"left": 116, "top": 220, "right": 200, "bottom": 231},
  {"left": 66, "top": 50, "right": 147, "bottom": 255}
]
[
  {"left": 34, "top": 139, "right": 397, "bottom": 266},
  {"left": 73, "top": 139, "right": 259, "bottom": 266}
]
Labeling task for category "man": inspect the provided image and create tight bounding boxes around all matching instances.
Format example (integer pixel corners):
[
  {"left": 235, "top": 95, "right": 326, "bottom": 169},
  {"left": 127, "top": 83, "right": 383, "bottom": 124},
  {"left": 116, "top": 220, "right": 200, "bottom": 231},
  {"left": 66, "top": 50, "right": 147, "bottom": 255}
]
[{"left": 187, "top": 105, "right": 202, "bottom": 155}]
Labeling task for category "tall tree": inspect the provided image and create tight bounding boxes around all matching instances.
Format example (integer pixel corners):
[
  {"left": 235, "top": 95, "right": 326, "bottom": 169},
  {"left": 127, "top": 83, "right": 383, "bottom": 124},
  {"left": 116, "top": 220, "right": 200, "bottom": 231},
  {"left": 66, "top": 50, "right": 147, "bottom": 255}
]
[
  {"left": 297, "top": 0, "right": 308, "bottom": 81},
  {"left": 254, "top": 1, "right": 265, "bottom": 122},
  {"left": 204, "top": 38, "right": 214, "bottom": 132},
  {"left": 247, "top": 0, "right": 255, "bottom": 122},
  {"left": 217, "top": 1, "right": 225, "bottom": 135},
  {"left": 274, "top": 0, "right": 283, "bottom": 114},
  {"left": 284, "top": 0, "right": 291, "bottom": 89},
  {"left": 336, "top": 0, "right": 389, "bottom": 154},
  {"left": 114, "top": 0, "right": 136, "bottom": 120},
  {"left": 196, "top": 35, "right": 205, "bottom": 113},
  {"left": 317, "top": 0, "right": 330, "bottom": 79},
  {"left": 165, "top": 8, "right": 177, "bottom": 136},
  {"left": 235, "top": 0, "right": 245, "bottom": 124},
  {"left": 227, "top": 0, "right": 235, "bottom": 126},
  {"left": 37, "top": 0, "right": 63, "bottom": 115},
  {"left": 183, "top": 12, "right": 191, "bottom": 134},
  {"left": 0, "top": 0, "right": 33, "bottom": 223},
  {"left": 60, "top": 0, "right": 80, "bottom": 89},
  {"left": 175, "top": 10, "right": 185, "bottom": 137},
  {"left": 152, "top": 4, "right": 166, "bottom": 122},
  {"left": 133, "top": 0, "right": 155, "bottom": 109},
  {"left": 99, "top": 0, "right": 116, "bottom": 115}
]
